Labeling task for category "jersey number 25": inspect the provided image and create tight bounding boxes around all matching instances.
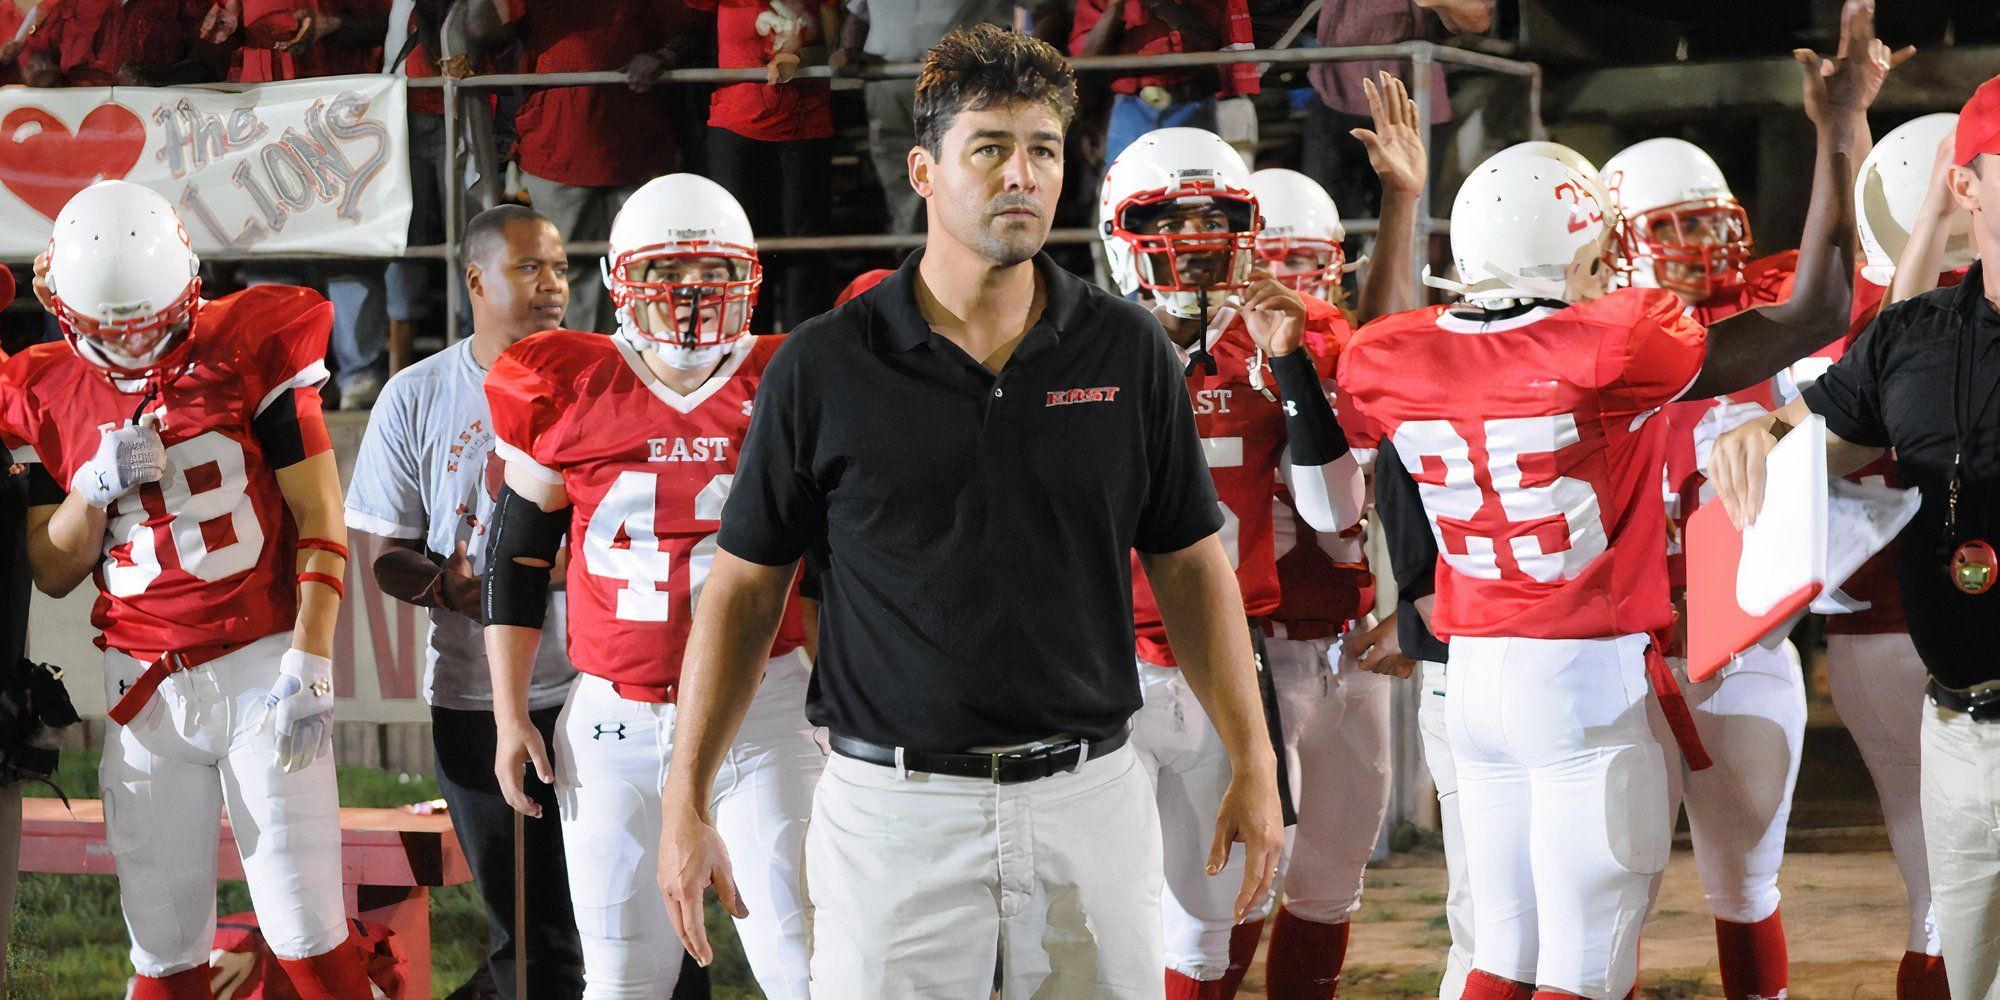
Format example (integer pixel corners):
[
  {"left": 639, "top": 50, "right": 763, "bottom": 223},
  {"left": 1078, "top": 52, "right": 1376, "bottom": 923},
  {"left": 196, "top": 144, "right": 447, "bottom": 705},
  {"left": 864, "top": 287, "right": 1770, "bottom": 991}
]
[{"left": 1391, "top": 415, "right": 1607, "bottom": 583}]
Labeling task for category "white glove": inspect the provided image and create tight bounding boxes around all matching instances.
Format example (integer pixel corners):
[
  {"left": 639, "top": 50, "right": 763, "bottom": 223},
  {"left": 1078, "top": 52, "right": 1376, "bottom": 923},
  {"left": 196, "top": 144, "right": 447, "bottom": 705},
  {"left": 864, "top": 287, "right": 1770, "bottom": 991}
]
[
  {"left": 263, "top": 649, "right": 334, "bottom": 774},
  {"left": 71, "top": 416, "right": 166, "bottom": 509}
]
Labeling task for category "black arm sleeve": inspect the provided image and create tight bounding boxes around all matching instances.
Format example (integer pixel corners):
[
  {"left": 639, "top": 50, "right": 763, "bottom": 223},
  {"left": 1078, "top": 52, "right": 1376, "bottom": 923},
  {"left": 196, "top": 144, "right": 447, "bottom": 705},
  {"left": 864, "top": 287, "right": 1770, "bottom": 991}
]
[
  {"left": 482, "top": 486, "right": 567, "bottom": 628},
  {"left": 252, "top": 387, "right": 310, "bottom": 469},
  {"left": 1268, "top": 348, "right": 1350, "bottom": 466},
  {"left": 1374, "top": 441, "right": 1449, "bottom": 662},
  {"left": 23, "top": 464, "right": 63, "bottom": 509}
]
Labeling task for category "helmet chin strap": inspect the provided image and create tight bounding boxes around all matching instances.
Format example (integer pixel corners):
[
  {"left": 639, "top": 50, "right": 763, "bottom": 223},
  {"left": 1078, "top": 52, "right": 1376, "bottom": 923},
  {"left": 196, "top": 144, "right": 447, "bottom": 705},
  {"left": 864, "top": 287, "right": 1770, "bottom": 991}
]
[
  {"left": 1184, "top": 287, "right": 1218, "bottom": 377},
  {"left": 671, "top": 285, "right": 704, "bottom": 349}
]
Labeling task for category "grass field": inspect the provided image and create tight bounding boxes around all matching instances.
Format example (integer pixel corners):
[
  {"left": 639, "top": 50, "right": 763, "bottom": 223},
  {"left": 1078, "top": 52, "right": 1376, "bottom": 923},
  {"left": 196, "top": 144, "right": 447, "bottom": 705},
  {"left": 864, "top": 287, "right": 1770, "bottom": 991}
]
[{"left": 11, "top": 750, "right": 764, "bottom": 999}]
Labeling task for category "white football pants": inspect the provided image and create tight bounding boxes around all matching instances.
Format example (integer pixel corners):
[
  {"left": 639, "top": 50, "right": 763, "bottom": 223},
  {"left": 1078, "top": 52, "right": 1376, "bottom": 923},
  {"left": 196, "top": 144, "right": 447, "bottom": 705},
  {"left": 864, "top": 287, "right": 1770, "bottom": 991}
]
[
  {"left": 1417, "top": 659, "right": 1474, "bottom": 1000},
  {"left": 1920, "top": 697, "right": 2000, "bottom": 999},
  {"left": 100, "top": 631, "right": 348, "bottom": 978},
  {"left": 554, "top": 651, "right": 821, "bottom": 1000},
  {"left": 803, "top": 741, "right": 1165, "bottom": 999},
  {"left": 1267, "top": 636, "right": 1392, "bottom": 924},
  {"left": 1131, "top": 659, "right": 1250, "bottom": 982},
  {"left": 1672, "top": 641, "right": 1806, "bottom": 924},
  {"left": 1448, "top": 633, "right": 1671, "bottom": 999},
  {"left": 1828, "top": 632, "right": 1939, "bottom": 955}
]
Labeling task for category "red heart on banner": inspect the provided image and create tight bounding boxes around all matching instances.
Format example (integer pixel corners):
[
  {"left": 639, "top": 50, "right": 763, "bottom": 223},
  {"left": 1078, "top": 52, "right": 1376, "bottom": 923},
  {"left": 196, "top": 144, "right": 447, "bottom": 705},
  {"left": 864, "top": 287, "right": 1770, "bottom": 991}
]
[{"left": 0, "top": 104, "right": 147, "bottom": 221}]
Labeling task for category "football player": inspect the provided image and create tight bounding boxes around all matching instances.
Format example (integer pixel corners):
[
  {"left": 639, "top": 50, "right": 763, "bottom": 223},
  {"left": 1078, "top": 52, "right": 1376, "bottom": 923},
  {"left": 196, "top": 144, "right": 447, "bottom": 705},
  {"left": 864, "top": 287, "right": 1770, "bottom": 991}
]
[
  {"left": 1239, "top": 72, "right": 1427, "bottom": 999},
  {"left": 1, "top": 180, "right": 371, "bottom": 999},
  {"left": 1098, "top": 126, "right": 1367, "bottom": 1000},
  {"left": 1333, "top": 15, "right": 1894, "bottom": 994},
  {"left": 482, "top": 173, "right": 821, "bottom": 1000}
]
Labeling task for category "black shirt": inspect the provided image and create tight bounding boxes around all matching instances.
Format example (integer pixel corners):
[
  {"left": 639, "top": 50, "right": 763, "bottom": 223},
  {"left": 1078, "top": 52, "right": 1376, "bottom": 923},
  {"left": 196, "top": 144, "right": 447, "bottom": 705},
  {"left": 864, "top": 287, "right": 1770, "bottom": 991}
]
[
  {"left": 1373, "top": 443, "right": 1449, "bottom": 664},
  {"left": 1804, "top": 262, "right": 2000, "bottom": 689},
  {"left": 720, "top": 250, "right": 1224, "bottom": 751},
  {"left": 0, "top": 446, "right": 27, "bottom": 669}
]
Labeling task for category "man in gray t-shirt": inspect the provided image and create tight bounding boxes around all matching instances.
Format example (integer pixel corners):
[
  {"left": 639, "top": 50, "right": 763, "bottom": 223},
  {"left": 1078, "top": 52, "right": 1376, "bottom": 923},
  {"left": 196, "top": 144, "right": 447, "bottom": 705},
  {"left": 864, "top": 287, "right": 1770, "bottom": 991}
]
[{"left": 344, "top": 205, "right": 582, "bottom": 1000}]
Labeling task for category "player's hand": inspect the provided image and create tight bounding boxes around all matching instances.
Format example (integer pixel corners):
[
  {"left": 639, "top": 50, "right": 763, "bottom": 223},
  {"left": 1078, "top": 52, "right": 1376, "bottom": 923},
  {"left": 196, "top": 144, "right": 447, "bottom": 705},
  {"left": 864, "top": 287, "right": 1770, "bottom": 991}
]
[
  {"left": 827, "top": 46, "right": 879, "bottom": 78},
  {"left": 1343, "top": 612, "right": 1417, "bottom": 678},
  {"left": 494, "top": 712, "right": 553, "bottom": 817},
  {"left": 73, "top": 415, "right": 166, "bottom": 509},
  {"left": 263, "top": 649, "right": 334, "bottom": 774},
  {"left": 1350, "top": 71, "right": 1427, "bottom": 197},
  {"left": 1709, "top": 418, "right": 1779, "bottom": 530},
  {"left": 1209, "top": 763, "right": 1284, "bottom": 923},
  {"left": 660, "top": 805, "right": 748, "bottom": 967},
  {"left": 274, "top": 10, "right": 317, "bottom": 53},
  {"left": 767, "top": 52, "right": 802, "bottom": 86},
  {"left": 439, "top": 539, "right": 484, "bottom": 622},
  {"left": 1796, "top": 0, "right": 1913, "bottom": 128},
  {"left": 1238, "top": 269, "right": 1306, "bottom": 357},
  {"left": 201, "top": 0, "right": 242, "bottom": 43}
]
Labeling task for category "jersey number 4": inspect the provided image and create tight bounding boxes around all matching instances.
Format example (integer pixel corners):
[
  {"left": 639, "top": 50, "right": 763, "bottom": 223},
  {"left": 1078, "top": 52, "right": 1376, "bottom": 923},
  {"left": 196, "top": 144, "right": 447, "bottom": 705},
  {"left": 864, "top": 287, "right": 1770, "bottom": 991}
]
[
  {"left": 1391, "top": 416, "right": 1607, "bottom": 583},
  {"left": 583, "top": 471, "right": 731, "bottom": 622},
  {"left": 103, "top": 432, "right": 265, "bottom": 597}
]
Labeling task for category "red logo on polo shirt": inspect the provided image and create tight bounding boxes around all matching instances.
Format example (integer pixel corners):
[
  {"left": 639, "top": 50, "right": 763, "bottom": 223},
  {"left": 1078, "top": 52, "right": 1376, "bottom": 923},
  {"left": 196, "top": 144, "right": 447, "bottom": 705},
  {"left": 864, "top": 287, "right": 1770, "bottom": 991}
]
[{"left": 1045, "top": 387, "right": 1122, "bottom": 407}]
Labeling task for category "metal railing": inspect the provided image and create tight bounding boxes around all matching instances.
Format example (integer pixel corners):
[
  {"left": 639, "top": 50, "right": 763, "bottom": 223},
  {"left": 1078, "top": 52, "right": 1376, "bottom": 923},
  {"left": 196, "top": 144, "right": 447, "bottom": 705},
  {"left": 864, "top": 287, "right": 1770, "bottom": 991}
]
[{"left": 418, "top": 39, "right": 1541, "bottom": 336}]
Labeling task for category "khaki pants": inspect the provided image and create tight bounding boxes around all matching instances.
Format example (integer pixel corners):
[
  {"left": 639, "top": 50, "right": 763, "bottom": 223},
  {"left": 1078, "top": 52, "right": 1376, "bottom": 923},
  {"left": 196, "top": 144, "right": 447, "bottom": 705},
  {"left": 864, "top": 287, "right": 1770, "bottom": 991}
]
[
  {"left": 1921, "top": 698, "right": 2000, "bottom": 998},
  {"left": 0, "top": 781, "right": 19, "bottom": 986}
]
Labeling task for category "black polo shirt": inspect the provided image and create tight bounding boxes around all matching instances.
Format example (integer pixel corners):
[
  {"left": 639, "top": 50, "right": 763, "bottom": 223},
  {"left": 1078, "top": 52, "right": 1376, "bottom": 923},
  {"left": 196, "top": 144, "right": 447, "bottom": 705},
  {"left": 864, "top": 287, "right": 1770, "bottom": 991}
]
[
  {"left": 1804, "top": 262, "right": 2000, "bottom": 689},
  {"left": 719, "top": 250, "right": 1223, "bottom": 751}
]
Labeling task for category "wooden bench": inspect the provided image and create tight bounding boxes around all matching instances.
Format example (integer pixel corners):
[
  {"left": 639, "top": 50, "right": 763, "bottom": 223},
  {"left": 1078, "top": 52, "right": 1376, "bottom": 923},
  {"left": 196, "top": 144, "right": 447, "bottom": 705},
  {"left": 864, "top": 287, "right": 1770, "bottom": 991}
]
[{"left": 21, "top": 798, "right": 470, "bottom": 999}]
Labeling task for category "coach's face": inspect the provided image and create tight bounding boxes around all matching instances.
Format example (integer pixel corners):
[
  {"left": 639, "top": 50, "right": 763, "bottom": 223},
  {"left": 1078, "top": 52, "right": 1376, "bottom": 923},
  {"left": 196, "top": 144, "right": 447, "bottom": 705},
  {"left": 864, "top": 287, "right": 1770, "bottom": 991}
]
[{"left": 913, "top": 102, "right": 1064, "bottom": 267}]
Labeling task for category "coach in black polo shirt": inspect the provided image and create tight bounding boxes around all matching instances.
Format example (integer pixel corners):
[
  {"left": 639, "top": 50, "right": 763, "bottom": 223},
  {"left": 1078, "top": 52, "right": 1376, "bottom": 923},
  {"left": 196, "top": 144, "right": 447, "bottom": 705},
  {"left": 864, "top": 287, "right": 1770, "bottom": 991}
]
[
  {"left": 1712, "top": 77, "right": 2000, "bottom": 999},
  {"left": 657, "top": 25, "right": 1283, "bottom": 999}
]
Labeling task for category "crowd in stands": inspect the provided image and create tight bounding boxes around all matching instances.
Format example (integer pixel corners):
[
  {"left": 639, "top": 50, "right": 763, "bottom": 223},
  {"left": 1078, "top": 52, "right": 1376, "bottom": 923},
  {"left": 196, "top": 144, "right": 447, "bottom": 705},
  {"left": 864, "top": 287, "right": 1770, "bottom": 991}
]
[{"left": 0, "top": 0, "right": 1496, "bottom": 408}]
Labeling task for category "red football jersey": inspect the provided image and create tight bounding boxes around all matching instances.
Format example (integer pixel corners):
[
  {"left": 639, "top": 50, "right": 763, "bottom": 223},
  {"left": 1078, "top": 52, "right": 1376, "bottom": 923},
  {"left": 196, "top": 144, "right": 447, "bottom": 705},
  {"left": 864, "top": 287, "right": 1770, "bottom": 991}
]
[
  {"left": 0, "top": 287, "right": 332, "bottom": 657},
  {"left": 484, "top": 331, "right": 802, "bottom": 694},
  {"left": 1132, "top": 296, "right": 1350, "bottom": 664},
  {"left": 1336, "top": 288, "right": 1707, "bottom": 641}
]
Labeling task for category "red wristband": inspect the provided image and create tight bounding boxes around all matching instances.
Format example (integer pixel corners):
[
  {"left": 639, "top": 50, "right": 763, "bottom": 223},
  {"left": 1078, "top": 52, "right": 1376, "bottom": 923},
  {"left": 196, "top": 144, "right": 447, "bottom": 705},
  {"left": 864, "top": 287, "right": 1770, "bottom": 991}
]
[
  {"left": 298, "top": 537, "right": 349, "bottom": 560},
  {"left": 298, "top": 571, "right": 345, "bottom": 599}
]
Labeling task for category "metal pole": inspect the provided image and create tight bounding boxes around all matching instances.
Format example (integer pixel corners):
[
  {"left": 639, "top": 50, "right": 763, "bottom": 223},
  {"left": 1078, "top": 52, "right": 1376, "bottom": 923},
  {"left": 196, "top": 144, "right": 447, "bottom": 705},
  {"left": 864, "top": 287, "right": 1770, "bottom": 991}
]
[
  {"left": 1409, "top": 44, "right": 1436, "bottom": 308},
  {"left": 1528, "top": 64, "right": 1547, "bottom": 141},
  {"left": 442, "top": 75, "right": 463, "bottom": 345}
]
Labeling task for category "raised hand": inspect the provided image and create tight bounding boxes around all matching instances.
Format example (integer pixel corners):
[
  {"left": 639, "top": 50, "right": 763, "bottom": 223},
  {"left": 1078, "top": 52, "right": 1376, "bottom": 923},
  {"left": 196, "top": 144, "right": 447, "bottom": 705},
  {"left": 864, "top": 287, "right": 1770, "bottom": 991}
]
[
  {"left": 1238, "top": 269, "right": 1307, "bottom": 357},
  {"left": 1795, "top": 0, "right": 1914, "bottom": 127},
  {"left": 1349, "top": 71, "right": 1427, "bottom": 197}
]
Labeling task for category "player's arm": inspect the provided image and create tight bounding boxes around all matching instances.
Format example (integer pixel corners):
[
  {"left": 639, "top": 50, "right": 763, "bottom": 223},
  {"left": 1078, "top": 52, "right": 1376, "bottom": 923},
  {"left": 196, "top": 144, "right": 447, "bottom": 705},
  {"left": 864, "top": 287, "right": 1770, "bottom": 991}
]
[
  {"left": 1243, "top": 277, "right": 1365, "bottom": 532},
  {"left": 660, "top": 548, "right": 798, "bottom": 964},
  {"left": 1889, "top": 129, "right": 1963, "bottom": 305},
  {"left": 1682, "top": 2, "right": 1907, "bottom": 400},
  {"left": 1140, "top": 535, "right": 1283, "bottom": 922},
  {"left": 482, "top": 460, "right": 569, "bottom": 817},
  {"left": 26, "top": 490, "right": 102, "bottom": 598},
  {"left": 1351, "top": 71, "right": 1426, "bottom": 323},
  {"left": 275, "top": 453, "right": 346, "bottom": 659}
]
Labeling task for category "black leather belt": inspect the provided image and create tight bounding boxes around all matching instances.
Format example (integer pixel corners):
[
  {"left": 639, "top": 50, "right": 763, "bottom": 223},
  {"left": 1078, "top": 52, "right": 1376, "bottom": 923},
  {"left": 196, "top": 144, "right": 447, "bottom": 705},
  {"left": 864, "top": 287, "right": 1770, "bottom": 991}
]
[
  {"left": 827, "top": 726, "right": 1130, "bottom": 784},
  {"left": 1927, "top": 678, "right": 2000, "bottom": 722}
]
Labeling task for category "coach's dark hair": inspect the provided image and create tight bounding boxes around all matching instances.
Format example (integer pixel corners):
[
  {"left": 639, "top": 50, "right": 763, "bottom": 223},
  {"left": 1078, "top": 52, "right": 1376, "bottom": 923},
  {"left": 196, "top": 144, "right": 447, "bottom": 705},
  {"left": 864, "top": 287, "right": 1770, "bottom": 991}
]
[
  {"left": 464, "top": 203, "right": 556, "bottom": 270},
  {"left": 913, "top": 23, "right": 1076, "bottom": 158}
]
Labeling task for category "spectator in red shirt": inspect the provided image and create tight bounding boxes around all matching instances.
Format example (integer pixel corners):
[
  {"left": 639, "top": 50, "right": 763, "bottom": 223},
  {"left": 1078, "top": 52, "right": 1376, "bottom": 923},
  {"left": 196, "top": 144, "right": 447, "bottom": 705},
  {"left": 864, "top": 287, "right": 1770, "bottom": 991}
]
[
  {"left": 1071, "top": 0, "right": 1255, "bottom": 165},
  {"left": 21, "top": 0, "right": 216, "bottom": 87},
  {"left": 471, "top": 0, "right": 689, "bottom": 335},
  {"left": 662, "top": 0, "right": 837, "bottom": 330},
  {"left": 1300, "top": 0, "right": 1489, "bottom": 220},
  {"left": 0, "top": 2, "right": 50, "bottom": 85}
]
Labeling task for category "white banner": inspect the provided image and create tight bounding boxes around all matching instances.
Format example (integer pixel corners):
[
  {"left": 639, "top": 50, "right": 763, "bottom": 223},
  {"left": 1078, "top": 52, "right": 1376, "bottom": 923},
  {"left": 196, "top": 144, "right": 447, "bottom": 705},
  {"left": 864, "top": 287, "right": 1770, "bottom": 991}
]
[{"left": 0, "top": 74, "right": 411, "bottom": 258}]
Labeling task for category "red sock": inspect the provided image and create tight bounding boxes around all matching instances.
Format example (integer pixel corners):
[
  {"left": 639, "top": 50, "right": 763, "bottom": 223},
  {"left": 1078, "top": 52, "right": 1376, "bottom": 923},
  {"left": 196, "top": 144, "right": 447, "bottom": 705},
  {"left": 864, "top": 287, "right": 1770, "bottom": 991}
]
[
  {"left": 275, "top": 931, "right": 376, "bottom": 1000},
  {"left": 1214, "top": 918, "right": 1265, "bottom": 998},
  {"left": 1265, "top": 907, "right": 1350, "bottom": 998},
  {"left": 1897, "top": 951, "right": 1949, "bottom": 1000},
  {"left": 1714, "top": 910, "right": 1789, "bottom": 1000},
  {"left": 130, "top": 967, "right": 214, "bottom": 1000},
  {"left": 1460, "top": 969, "right": 1534, "bottom": 1000}
]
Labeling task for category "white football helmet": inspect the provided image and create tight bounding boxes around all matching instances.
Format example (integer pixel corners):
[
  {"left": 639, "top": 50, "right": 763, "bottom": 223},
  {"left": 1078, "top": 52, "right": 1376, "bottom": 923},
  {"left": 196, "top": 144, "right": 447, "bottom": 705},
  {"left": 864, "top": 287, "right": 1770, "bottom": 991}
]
[
  {"left": 46, "top": 180, "right": 202, "bottom": 381},
  {"left": 1600, "top": 137, "right": 1752, "bottom": 300},
  {"left": 1099, "top": 127, "right": 1260, "bottom": 319},
  {"left": 602, "top": 173, "right": 761, "bottom": 370},
  {"left": 1856, "top": 113, "right": 1976, "bottom": 285},
  {"left": 1446, "top": 147, "right": 1614, "bottom": 306},
  {"left": 1500, "top": 140, "right": 1599, "bottom": 179},
  {"left": 1248, "top": 168, "right": 1347, "bottom": 304}
]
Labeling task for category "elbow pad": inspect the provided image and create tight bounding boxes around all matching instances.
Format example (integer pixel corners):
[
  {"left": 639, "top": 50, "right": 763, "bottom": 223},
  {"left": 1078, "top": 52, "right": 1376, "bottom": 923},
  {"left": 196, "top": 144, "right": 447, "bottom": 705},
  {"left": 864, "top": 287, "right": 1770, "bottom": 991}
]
[{"left": 483, "top": 486, "right": 567, "bottom": 628}]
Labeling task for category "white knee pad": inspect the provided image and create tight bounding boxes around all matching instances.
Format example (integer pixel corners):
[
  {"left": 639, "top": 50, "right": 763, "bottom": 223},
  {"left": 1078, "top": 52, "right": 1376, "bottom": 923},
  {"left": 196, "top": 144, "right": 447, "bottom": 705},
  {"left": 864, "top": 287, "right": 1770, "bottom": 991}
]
[{"left": 1599, "top": 742, "right": 1673, "bottom": 880}]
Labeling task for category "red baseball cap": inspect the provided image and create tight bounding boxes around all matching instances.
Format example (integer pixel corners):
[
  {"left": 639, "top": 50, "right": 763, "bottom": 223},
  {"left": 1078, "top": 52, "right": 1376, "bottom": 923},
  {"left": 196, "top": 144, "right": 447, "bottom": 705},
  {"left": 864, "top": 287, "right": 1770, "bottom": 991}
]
[{"left": 1956, "top": 75, "right": 2000, "bottom": 165}]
